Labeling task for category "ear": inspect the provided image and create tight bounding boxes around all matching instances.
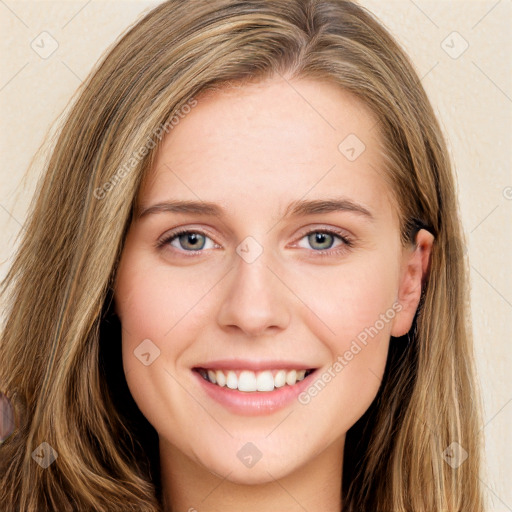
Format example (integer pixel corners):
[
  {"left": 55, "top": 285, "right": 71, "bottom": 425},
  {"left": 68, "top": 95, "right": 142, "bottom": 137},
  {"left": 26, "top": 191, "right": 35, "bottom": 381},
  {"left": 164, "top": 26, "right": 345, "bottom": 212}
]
[{"left": 391, "top": 229, "right": 434, "bottom": 337}]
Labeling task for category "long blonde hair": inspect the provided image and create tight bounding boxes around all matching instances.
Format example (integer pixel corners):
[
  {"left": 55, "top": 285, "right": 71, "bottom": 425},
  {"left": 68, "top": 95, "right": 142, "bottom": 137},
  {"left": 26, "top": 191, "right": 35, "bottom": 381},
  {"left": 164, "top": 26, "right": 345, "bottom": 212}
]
[{"left": 0, "top": 1, "right": 484, "bottom": 510}]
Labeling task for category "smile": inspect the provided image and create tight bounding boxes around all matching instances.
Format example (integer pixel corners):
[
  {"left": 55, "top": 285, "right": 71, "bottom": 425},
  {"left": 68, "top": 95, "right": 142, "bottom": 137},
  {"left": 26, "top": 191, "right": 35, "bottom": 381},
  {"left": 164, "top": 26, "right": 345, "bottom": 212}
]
[{"left": 195, "top": 368, "right": 315, "bottom": 392}]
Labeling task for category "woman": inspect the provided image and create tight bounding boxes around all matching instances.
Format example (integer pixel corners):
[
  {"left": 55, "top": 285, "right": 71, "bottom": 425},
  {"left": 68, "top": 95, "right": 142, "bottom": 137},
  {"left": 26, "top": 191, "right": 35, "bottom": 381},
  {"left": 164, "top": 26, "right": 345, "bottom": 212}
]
[{"left": 0, "top": 1, "right": 484, "bottom": 510}]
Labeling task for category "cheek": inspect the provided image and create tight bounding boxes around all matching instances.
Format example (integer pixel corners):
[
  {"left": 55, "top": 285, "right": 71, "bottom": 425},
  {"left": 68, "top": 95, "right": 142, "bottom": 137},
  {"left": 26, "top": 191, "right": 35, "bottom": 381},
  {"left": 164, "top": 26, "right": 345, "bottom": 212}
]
[
  {"left": 115, "top": 255, "right": 216, "bottom": 438},
  {"left": 290, "top": 254, "right": 399, "bottom": 419},
  {"left": 115, "top": 248, "right": 219, "bottom": 350},
  {"left": 291, "top": 250, "right": 400, "bottom": 350}
]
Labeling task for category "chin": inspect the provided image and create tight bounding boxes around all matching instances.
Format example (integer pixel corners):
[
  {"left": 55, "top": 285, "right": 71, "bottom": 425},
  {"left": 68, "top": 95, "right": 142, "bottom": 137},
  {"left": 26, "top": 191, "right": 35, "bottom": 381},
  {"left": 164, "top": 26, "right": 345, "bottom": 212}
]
[{"left": 196, "top": 447, "right": 301, "bottom": 485}]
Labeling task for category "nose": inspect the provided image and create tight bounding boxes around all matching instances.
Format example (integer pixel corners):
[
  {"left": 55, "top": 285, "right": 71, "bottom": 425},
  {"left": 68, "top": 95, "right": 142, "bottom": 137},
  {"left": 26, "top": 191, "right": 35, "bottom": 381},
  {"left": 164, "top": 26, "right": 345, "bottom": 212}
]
[{"left": 216, "top": 249, "right": 291, "bottom": 337}]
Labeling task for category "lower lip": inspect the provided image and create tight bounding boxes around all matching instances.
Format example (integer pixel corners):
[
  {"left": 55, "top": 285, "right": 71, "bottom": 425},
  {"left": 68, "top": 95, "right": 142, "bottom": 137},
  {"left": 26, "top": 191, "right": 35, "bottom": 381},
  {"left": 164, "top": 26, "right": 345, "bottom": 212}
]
[{"left": 192, "top": 370, "right": 317, "bottom": 416}]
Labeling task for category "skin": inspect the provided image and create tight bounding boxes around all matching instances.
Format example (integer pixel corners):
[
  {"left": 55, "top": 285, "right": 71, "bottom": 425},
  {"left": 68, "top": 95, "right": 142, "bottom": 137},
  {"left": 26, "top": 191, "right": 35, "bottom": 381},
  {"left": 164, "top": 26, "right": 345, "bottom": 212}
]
[{"left": 114, "top": 76, "right": 433, "bottom": 512}]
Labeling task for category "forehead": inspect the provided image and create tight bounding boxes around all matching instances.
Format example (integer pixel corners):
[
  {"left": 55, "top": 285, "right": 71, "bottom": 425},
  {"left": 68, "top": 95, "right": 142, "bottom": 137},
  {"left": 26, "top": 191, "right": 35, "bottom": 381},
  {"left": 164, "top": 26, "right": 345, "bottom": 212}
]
[{"left": 140, "top": 77, "right": 396, "bottom": 223}]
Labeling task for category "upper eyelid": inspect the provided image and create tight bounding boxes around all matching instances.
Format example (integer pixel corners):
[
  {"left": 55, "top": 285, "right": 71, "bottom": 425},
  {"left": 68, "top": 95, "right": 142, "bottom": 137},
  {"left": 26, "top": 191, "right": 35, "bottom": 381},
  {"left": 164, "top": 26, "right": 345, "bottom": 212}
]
[
  {"left": 159, "top": 226, "right": 218, "bottom": 246},
  {"left": 294, "top": 225, "right": 352, "bottom": 240}
]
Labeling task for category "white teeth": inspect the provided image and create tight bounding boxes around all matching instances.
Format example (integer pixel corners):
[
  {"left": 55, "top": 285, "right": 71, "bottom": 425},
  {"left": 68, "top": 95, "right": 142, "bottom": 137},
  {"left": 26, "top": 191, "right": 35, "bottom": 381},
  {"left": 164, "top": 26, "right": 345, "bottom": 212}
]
[
  {"left": 274, "top": 370, "right": 286, "bottom": 388},
  {"left": 256, "top": 370, "right": 274, "bottom": 392},
  {"left": 215, "top": 370, "right": 226, "bottom": 387},
  {"left": 200, "top": 368, "right": 312, "bottom": 392},
  {"left": 286, "top": 369, "right": 297, "bottom": 386},
  {"left": 238, "top": 370, "right": 257, "bottom": 392},
  {"left": 226, "top": 370, "right": 238, "bottom": 389}
]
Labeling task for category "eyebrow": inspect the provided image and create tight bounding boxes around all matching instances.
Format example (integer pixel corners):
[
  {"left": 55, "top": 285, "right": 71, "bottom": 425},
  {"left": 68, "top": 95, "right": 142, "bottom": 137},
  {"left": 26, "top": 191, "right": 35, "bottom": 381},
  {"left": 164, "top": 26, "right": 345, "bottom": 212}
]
[{"left": 137, "top": 198, "right": 374, "bottom": 221}]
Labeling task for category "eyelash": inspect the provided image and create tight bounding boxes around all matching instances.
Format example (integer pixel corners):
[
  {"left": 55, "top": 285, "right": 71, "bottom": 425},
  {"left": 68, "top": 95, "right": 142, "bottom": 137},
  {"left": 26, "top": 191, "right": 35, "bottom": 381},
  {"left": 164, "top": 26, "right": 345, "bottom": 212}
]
[{"left": 156, "top": 227, "right": 354, "bottom": 258}]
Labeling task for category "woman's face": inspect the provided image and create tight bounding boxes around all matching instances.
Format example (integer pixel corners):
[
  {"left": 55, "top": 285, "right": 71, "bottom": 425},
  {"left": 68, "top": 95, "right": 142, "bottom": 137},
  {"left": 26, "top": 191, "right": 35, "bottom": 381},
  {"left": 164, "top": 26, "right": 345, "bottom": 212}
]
[{"left": 114, "top": 77, "right": 428, "bottom": 484}]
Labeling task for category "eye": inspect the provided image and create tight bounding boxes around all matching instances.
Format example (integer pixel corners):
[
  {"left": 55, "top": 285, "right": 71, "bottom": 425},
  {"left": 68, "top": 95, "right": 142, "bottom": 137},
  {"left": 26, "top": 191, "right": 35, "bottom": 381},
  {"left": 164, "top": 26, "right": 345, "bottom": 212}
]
[
  {"left": 158, "top": 229, "right": 217, "bottom": 252},
  {"left": 296, "top": 229, "right": 352, "bottom": 255}
]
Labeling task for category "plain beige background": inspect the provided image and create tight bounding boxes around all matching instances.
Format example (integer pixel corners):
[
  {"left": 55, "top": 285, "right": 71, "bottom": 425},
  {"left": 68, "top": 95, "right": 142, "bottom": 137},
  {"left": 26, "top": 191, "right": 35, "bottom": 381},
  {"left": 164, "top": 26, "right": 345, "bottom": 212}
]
[{"left": 1, "top": 0, "right": 511, "bottom": 509}]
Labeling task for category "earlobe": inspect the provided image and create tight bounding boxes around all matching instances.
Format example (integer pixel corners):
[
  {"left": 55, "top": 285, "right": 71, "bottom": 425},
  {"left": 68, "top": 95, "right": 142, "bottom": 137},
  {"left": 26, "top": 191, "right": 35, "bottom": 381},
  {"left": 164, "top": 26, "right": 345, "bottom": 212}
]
[{"left": 391, "top": 229, "right": 434, "bottom": 337}]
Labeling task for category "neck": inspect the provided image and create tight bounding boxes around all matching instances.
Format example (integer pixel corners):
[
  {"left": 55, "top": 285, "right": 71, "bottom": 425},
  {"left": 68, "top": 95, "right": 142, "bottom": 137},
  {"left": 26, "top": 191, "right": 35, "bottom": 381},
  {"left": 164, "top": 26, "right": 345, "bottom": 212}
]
[{"left": 159, "top": 436, "right": 344, "bottom": 512}]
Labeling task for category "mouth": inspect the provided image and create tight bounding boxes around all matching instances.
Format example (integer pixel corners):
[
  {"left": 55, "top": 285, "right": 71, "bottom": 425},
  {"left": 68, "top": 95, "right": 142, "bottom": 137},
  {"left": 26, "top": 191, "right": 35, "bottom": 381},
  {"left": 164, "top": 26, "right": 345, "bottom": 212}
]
[
  {"left": 193, "top": 367, "right": 316, "bottom": 392},
  {"left": 191, "top": 361, "right": 319, "bottom": 415}
]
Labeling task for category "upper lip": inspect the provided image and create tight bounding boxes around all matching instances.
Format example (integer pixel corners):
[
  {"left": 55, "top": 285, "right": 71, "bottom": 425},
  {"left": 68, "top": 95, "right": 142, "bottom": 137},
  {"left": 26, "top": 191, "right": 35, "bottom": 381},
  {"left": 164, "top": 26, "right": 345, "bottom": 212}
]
[{"left": 193, "top": 359, "right": 317, "bottom": 372}]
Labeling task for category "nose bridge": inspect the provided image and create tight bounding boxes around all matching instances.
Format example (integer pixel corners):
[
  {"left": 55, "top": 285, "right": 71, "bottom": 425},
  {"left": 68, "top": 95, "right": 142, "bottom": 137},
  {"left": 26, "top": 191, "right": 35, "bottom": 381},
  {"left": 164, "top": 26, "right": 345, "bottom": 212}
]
[{"left": 216, "top": 239, "right": 290, "bottom": 335}]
